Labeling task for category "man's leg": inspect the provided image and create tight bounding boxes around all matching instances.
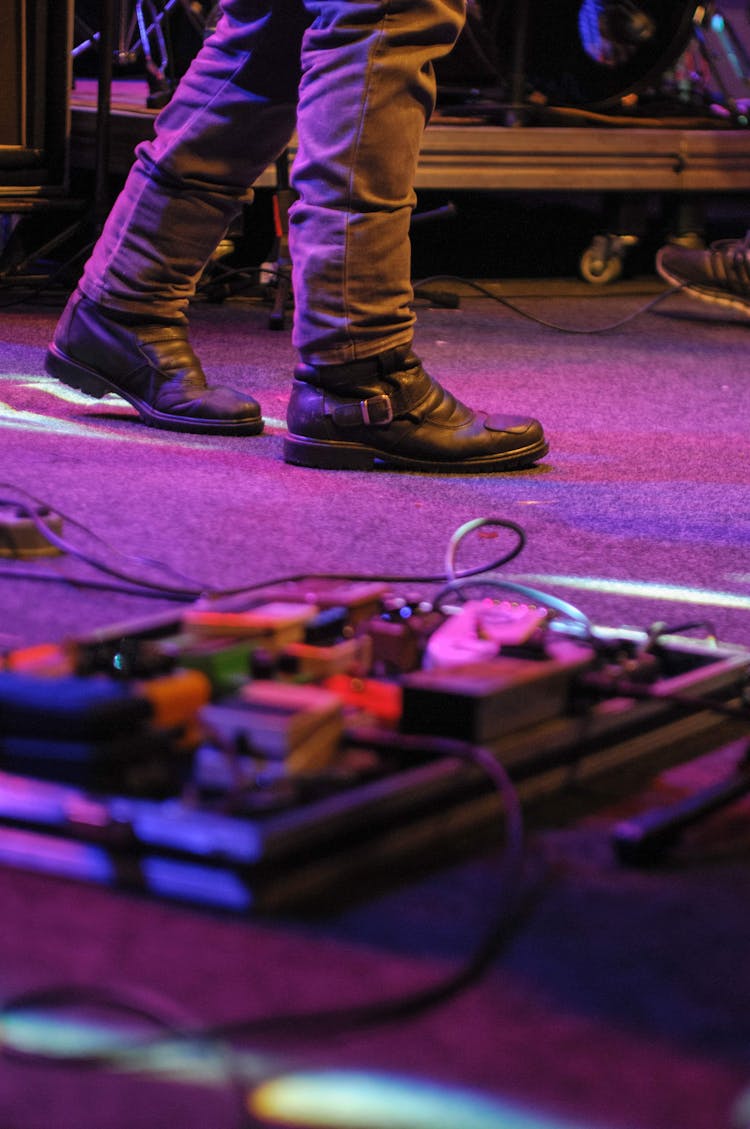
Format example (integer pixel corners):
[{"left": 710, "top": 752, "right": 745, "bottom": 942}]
[
  {"left": 284, "top": 0, "right": 549, "bottom": 471},
  {"left": 45, "top": 0, "right": 309, "bottom": 434},
  {"left": 289, "top": 0, "right": 460, "bottom": 364}
]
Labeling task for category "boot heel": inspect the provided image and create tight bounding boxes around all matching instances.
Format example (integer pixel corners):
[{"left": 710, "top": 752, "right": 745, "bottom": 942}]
[
  {"left": 283, "top": 436, "right": 377, "bottom": 470},
  {"left": 44, "top": 347, "right": 110, "bottom": 400}
]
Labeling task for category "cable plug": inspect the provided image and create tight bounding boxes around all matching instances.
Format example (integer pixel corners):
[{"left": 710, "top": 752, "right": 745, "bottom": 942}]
[{"left": 0, "top": 502, "right": 64, "bottom": 559}]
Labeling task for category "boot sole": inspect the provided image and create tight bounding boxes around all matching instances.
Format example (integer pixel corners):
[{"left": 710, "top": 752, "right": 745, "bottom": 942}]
[
  {"left": 44, "top": 345, "right": 264, "bottom": 436},
  {"left": 283, "top": 435, "right": 549, "bottom": 472}
]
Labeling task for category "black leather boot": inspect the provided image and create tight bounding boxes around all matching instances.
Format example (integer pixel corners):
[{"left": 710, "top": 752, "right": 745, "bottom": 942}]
[
  {"left": 284, "top": 346, "right": 548, "bottom": 472},
  {"left": 45, "top": 290, "right": 263, "bottom": 435}
]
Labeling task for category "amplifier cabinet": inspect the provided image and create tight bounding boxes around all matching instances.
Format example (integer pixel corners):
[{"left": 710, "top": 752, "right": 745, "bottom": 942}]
[{"left": 0, "top": 0, "right": 72, "bottom": 195}]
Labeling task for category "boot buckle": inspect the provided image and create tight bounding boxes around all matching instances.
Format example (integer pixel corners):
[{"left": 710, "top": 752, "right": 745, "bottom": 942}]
[{"left": 361, "top": 393, "right": 393, "bottom": 427}]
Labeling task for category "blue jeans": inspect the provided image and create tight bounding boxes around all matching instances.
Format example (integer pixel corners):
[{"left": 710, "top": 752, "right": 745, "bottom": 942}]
[{"left": 80, "top": 0, "right": 465, "bottom": 364}]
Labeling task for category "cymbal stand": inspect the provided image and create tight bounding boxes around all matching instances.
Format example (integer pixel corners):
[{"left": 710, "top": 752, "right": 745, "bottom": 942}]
[
  {"left": 267, "top": 150, "right": 294, "bottom": 330},
  {"left": 688, "top": 3, "right": 750, "bottom": 121},
  {"left": 612, "top": 737, "right": 750, "bottom": 865},
  {"left": 73, "top": 0, "right": 208, "bottom": 109},
  {"left": 505, "top": 0, "right": 532, "bottom": 124}
]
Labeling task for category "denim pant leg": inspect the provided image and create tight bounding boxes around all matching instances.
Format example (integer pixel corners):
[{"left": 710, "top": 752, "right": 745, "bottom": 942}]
[
  {"left": 289, "top": 0, "right": 465, "bottom": 363},
  {"left": 80, "top": 0, "right": 308, "bottom": 320}
]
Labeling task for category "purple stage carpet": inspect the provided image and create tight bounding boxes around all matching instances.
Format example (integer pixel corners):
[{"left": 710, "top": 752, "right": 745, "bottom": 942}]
[{"left": 0, "top": 277, "right": 749, "bottom": 1129}]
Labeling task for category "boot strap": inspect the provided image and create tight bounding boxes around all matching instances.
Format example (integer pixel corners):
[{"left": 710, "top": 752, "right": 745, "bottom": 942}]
[
  {"left": 329, "top": 391, "right": 398, "bottom": 428},
  {"left": 294, "top": 354, "right": 430, "bottom": 428}
]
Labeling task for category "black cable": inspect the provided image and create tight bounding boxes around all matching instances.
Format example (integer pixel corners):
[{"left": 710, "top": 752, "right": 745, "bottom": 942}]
[
  {"left": 1, "top": 504, "right": 199, "bottom": 598},
  {"left": 431, "top": 574, "right": 593, "bottom": 638},
  {"left": 199, "top": 739, "right": 534, "bottom": 1045},
  {"left": 0, "top": 736, "right": 541, "bottom": 1057},
  {"left": 413, "top": 273, "right": 682, "bottom": 333},
  {"left": 197, "top": 265, "right": 679, "bottom": 332},
  {"left": 645, "top": 619, "right": 718, "bottom": 645},
  {"left": 197, "top": 262, "right": 289, "bottom": 303},
  {"left": 0, "top": 286, "right": 68, "bottom": 312},
  {"left": 208, "top": 518, "right": 527, "bottom": 598},
  {"left": 0, "top": 565, "right": 190, "bottom": 601},
  {"left": 581, "top": 673, "right": 750, "bottom": 721},
  {"left": 0, "top": 486, "right": 210, "bottom": 599},
  {"left": 0, "top": 238, "right": 96, "bottom": 311},
  {"left": 0, "top": 486, "right": 528, "bottom": 601},
  {"left": 0, "top": 982, "right": 251, "bottom": 1128},
  {"left": 0, "top": 506, "right": 545, "bottom": 1050},
  {"left": 0, "top": 982, "right": 198, "bottom": 1070}
]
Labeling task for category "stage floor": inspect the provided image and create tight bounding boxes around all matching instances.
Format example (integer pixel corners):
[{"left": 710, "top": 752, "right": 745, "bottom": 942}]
[{"left": 1, "top": 277, "right": 749, "bottom": 1129}]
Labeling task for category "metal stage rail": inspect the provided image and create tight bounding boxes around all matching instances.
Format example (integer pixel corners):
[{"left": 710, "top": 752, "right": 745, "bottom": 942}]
[{"left": 70, "top": 79, "right": 750, "bottom": 193}]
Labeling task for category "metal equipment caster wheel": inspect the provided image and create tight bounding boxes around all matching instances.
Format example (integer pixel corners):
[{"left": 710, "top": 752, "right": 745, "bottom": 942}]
[{"left": 580, "top": 233, "right": 638, "bottom": 285}]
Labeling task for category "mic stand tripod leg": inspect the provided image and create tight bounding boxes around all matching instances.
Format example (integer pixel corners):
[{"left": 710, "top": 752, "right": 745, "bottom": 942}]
[
  {"left": 611, "top": 737, "right": 750, "bottom": 865},
  {"left": 94, "top": 0, "right": 117, "bottom": 231},
  {"left": 506, "top": 0, "right": 531, "bottom": 126},
  {"left": 268, "top": 149, "right": 294, "bottom": 331}
]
